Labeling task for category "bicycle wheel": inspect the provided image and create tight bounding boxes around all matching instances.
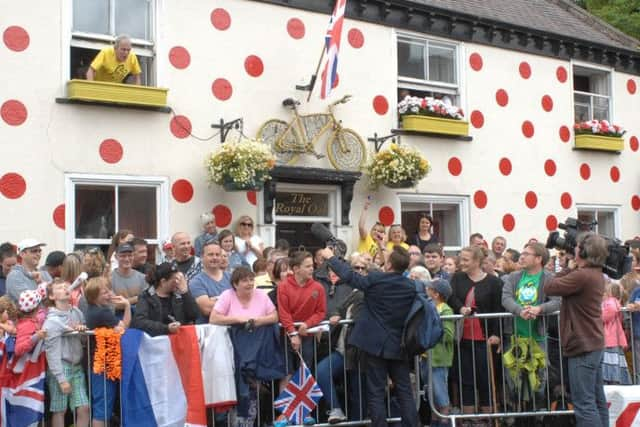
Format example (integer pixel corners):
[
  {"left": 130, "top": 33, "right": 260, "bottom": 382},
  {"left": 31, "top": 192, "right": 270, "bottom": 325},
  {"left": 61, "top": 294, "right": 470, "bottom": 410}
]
[
  {"left": 327, "top": 128, "right": 367, "bottom": 171},
  {"left": 256, "top": 119, "right": 298, "bottom": 165}
]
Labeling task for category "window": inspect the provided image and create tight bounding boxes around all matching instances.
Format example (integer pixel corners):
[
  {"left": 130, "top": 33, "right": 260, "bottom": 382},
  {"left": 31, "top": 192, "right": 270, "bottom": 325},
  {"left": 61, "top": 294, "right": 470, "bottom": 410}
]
[
  {"left": 399, "top": 194, "right": 469, "bottom": 253},
  {"left": 70, "top": 0, "right": 155, "bottom": 85},
  {"left": 576, "top": 204, "right": 619, "bottom": 238},
  {"left": 65, "top": 174, "right": 168, "bottom": 254},
  {"left": 573, "top": 65, "right": 611, "bottom": 122},
  {"left": 397, "top": 35, "right": 459, "bottom": 104}
]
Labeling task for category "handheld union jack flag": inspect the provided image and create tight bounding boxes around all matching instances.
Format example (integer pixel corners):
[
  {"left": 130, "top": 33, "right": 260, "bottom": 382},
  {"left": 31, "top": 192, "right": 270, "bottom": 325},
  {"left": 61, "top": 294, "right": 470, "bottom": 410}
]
[
  {"left": 274, "top": 361, "right": 323, "bottom": 424},
  {"left": 320, "top": 0, "right": 347, "bottom": 99}
]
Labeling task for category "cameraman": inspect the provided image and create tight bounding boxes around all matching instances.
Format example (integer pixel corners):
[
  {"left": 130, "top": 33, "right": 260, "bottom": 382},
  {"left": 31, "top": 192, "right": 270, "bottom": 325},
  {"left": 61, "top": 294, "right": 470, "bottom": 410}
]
[{"left": 543, "top": 232, "right": 608, "bottom": 427}]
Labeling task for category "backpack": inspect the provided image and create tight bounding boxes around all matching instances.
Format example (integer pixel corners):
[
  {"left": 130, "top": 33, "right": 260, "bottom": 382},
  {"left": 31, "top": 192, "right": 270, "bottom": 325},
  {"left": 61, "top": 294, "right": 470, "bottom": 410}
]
[{"left": 401, "top": 281, "right": 444, "bottom": 357}]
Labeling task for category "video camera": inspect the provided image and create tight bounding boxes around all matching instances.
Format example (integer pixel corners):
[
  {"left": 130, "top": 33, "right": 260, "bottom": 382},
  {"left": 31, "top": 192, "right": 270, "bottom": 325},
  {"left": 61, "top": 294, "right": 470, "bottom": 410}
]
[
  {"left": 310, "top": 223, "right": 347, "bottom": 259},
  {"left": 546, "top": 217, "right": 630, "bottom": 279}
]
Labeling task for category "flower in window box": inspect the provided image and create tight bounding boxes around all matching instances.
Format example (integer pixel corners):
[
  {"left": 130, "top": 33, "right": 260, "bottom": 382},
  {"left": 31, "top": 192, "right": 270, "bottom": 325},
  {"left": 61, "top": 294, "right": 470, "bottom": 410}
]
[
  {"left": 366, "top": 143, "right": 430, "bottom": 190},
  {"left": 397, "top": 95, "right": 464, "bottom": 120},
  {"left": 206, "top": 136, "right": 276, "bottom": 191},
  {"left": 573, "top": 120, "right": 625, "bottom": 137}
]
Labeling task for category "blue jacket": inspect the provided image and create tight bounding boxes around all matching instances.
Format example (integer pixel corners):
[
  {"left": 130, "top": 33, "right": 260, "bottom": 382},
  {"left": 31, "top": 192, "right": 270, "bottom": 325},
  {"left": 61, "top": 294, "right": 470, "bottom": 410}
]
[{"left": 326, "top": 256, "right": 417, "bottom": 360}]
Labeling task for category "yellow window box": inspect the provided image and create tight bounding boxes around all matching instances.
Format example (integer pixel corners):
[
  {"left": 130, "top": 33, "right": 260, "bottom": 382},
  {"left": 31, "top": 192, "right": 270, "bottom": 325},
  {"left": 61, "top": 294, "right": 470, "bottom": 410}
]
[
  {"left": 66, "top": 79, "right": 168, "bottom": 108},
  {"left": 574, "top": 134, "right": 624, "bottom": 153},
  {"left": 401, "top": 115, "right": 469, "bottom": 137}
]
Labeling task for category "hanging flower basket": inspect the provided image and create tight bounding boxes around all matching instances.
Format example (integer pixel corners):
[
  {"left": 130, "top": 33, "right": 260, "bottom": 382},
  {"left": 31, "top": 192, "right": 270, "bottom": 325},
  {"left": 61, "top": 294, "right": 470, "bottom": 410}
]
[
  {"left": 206, "top": 136, "right": 275, "bottom": 191},
  {"left": 366, "top": 143, "right": 430, "bottom": 190}
]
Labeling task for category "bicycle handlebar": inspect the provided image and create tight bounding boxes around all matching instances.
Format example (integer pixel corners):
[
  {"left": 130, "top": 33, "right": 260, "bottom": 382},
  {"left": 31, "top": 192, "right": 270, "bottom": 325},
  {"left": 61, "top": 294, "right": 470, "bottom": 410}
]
[{"left": 331, "top": 94, "right": 352, "bottom": 106}]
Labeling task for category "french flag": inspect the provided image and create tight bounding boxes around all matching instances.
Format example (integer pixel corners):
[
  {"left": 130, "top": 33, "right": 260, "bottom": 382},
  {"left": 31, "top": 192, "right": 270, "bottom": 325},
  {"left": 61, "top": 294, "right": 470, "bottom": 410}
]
[
  {"left": 320, "top": 0, "right": 347, "bottom": 99},
  {"left": 121, "top": 327, "right": 208, "bottom": 427}
]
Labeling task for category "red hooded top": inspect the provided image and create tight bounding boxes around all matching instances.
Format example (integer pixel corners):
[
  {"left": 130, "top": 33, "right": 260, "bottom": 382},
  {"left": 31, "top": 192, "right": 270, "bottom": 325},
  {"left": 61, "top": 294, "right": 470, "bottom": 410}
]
[{"left": 277, "top": 274, "right": 326, "bottom": 334}]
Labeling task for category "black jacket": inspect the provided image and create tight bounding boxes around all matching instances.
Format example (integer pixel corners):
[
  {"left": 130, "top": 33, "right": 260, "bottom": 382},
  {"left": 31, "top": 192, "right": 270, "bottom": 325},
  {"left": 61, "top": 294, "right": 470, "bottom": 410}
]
[{"left": 132, "top": 286, "right": 199, "bottom": 336}]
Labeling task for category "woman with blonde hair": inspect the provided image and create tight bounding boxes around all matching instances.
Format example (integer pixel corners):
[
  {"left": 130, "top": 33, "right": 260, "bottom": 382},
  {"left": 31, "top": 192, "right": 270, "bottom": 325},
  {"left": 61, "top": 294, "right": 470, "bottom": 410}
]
[
  {"left": 234, "top": 216, "right": 264, "bottom": 270},
  {"left": 61, "top": 253, "right": 85, "bottom": 307}
]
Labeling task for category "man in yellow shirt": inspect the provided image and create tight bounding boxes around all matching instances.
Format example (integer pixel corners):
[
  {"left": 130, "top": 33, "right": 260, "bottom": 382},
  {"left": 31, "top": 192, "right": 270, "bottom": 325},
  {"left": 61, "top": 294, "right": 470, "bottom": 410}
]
[{"left": 86, "top": 35, "right": 142, "bottom": 85}]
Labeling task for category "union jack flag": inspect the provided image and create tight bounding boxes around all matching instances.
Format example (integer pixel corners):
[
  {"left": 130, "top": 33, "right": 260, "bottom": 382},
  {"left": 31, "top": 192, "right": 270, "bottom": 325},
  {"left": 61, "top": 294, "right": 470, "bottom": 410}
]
[
  {"left": 320, "top": 0, "right": 347, "bottom": 99},
  {"left": 274, "top": 361, "right": 323, "bottom": 424},
  {"left": 0, "top": 336, "right": 46, "bottom": 427}
]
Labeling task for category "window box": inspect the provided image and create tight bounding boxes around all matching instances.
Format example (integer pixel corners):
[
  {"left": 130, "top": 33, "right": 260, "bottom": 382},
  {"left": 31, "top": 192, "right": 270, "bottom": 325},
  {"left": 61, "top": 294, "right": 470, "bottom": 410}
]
[
  {"left": 66, "top": 79, "right": 168, "bottom": 108},
  {"left": 401, "top": 115, "right": 469, "bottom": 137},
  {"left": 574, "top": 134, "right": 623, "bottom": 153}
]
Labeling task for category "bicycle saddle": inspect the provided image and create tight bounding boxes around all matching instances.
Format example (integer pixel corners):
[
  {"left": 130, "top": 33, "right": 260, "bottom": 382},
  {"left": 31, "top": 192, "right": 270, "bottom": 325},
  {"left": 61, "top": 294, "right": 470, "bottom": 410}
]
[{"left": 282, "top": 98, "right": 300, "bottom": 107}]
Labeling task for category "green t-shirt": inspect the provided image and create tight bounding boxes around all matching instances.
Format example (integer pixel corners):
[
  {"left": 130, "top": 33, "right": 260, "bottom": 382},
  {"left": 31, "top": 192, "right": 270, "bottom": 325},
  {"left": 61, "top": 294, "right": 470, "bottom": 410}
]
[{"left": 514, "top": 271, "right": 543, "bottom": 341}]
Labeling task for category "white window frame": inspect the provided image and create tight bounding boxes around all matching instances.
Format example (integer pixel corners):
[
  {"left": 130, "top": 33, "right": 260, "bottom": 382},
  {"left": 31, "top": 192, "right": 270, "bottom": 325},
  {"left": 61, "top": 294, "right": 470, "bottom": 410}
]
[
  {"left": 61, "top": 0, "right": 163, "bottom": 89},
  {"left": 575, "top": 203, "right": 620, "bottom": 239},
  {"left": 398, "top": 193, "right": 470, "bottom": 253},
  {"left": 64, "top": 173, "right": 169, "bottom": 253},
  {"left": 571, "top": 61, "right": 614, "bottom": 122}
]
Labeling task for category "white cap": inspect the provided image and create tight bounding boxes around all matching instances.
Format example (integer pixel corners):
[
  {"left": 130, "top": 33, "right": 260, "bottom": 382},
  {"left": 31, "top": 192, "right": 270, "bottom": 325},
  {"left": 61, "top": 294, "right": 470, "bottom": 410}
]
[{"left": 17, "top": 238, "right": 46, "bottom": 253}]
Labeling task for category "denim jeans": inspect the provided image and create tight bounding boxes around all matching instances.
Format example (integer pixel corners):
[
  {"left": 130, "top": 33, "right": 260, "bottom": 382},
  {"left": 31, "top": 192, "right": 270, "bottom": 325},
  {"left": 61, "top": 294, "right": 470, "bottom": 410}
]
[
  {"left": 567, "top": 349, "right": 608, "bottom": 427},
  {"left": 317, "top": 352, "right": 345, "bottom": 410}
]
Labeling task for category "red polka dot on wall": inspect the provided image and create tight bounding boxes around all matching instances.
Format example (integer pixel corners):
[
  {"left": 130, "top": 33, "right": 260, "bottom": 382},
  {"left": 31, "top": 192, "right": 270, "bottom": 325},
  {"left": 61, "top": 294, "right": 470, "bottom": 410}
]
[
  {"left": 499, "top": 158, "right": 512, "bottom": 176},
  {"left": 469, "top": 53, "right": 483, "bottom": 71},
  {"left": 495, "top": 89, "right": 509, "bottom": 107},
  {"left": 580, "top": 163, "right": 591, "bottom": 180},
  {"left": 610, "top": 166, "right": 620, "bottom": 183},
  {"left": 502, "top": 214, "right": 516, "bottom": 232},
  {"left": 519, "top": 62, "right": 531, "bottom": 79},
  {"left": 525, "top": 191, "right": 538, "bottom": 209},
  {"left": 546, "top": 215, "right": 558, "bottom": 231},
  {"left": 560, "top": 192, "right": 572, "bottom": 209},
  {"left": 170, "top": 115, "right": 192, "bottom": 139},
  {"left": 3, "top": 26, "right": 30, "bottom": 52},
  {"left": 541, "top": 95, "right": 553, "bottom": 112},
  {"left": 246, "top": 191, "right": 257, "bottom": 206},
  {"left": 99, "top": 139, "right": 123, "bottom": 164},
  {"left": 544, "top": 159, "right": 556, "bottom": 177},
  {"left": 287, "top": 18, "right": 305, "bottom": 39},
  {"left": 171, "top": 179, "right": 193, "bottom": 203},
  {"left": 522, "top": 121, "right": 535, "bottom": 138},
  {"left": 627, "top": 79, "right": 637, "bottom": 95},
  {"left": 53, "top": 204, "right": 65, "bottom": 230},
  {"left": 378, "top": 206, "right": 395, "bottom": 226},
  {"left": 0, "top": 172, "right": 26, "bottom": 199},
  {"left": 347, "top": 28, "right": 364, "bottom": 48},
  {"left": 448, "top": 157, "right": 462, "bottom": 176},
  {"left": 630, "top": 136, "right": 639, "bottom": 152},
  {"left": 470, "top": 110, "right": 484, "bottom": 129},
  {"left": 556, "top": 66, "right": 568, "bottom": 83},
  {"left": 212, "top": 78, "right": 233, "bottom": 101},
  {"left": 244, "top": 55, "right": 264, "bottom": 77},
  {"left": 473, "top": 190, "right": 487, "bottom": 209},
  {"left": 1, "top": 100, "right": 27, "bottom": 126},
  {"left": 168, "top": 46, "right": 190, "bottom": 69},
  {"left": 632, "top": 195, "right": 640, "bottom": 211},
  {"left": 559, "top": 125, "right": 571, "bottom": 143},
  {"left": 213, "top": 205, "right": 232, "bottom": 227},
  {"left": 210, "top": 8, "right": 231, "bottom": 30},
  {"left": 372, "top": 96, "right": 388, "bottom": 115}
]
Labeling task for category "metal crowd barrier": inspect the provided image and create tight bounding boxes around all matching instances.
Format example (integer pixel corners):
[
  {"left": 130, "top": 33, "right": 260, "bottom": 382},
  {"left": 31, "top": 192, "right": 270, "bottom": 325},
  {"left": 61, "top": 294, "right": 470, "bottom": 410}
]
[{"left": 27, "top": 307, "right": 640, "bottom": 426}]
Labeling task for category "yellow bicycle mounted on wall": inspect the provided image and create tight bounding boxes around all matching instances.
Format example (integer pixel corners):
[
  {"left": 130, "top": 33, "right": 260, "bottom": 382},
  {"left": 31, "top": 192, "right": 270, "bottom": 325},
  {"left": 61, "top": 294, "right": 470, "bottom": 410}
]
[{"left": 257, "top": 95, "right": 366, "bottom": 172}]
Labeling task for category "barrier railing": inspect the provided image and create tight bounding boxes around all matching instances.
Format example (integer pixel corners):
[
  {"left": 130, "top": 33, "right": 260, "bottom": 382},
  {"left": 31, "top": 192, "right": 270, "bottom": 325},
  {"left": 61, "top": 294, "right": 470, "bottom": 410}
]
[{"left": 10, "top": 306, "right": 640, "bottom": 426}]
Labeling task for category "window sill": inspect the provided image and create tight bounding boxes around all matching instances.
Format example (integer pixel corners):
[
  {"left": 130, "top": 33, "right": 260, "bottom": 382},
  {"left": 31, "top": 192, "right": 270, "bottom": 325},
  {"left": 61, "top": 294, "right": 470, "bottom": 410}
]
[
  {"left": 573, "top": 134, "right": 623, "bottom": 153},
  {"left": 56, "top": 79, "right": 170, "bottom": 113},
  {"left": 394, "top": 115, "right": 471, "bottom": 141}
]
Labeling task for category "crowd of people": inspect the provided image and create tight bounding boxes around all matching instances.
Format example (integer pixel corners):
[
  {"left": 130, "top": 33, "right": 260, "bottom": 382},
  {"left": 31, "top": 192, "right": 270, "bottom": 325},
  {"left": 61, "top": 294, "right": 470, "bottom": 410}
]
[{"left": 0, "top": 207, "right": 639, "bottom": 427}]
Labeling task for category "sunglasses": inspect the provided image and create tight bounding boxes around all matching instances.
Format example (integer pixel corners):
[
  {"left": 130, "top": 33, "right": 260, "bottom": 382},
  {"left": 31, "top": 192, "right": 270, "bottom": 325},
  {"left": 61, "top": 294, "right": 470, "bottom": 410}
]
[
  {"left": 28, "top": 248, "right": 42, "bottom": 254},
  {"left": 352, "top": 265, "right": 366, "bottom": 271},
  {"left": 240, "top": 222, "right": 254, "bottom": 227}
]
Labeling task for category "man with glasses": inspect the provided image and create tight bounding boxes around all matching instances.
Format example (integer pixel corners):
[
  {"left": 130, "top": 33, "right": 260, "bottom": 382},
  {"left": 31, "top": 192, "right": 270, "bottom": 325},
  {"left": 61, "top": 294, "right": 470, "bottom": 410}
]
[
  {"left": 501, "top": 242, "right": 560, "bottom": 413},
  {"left": 6, "top": 238, "right": 46, "bottom": 303}
]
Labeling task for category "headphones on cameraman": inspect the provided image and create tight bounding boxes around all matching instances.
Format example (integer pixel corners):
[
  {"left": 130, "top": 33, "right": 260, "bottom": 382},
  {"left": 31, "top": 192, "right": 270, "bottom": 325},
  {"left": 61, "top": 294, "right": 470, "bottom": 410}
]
[{"left": 578, "top": 235, "right": 590, "bottom": 259}]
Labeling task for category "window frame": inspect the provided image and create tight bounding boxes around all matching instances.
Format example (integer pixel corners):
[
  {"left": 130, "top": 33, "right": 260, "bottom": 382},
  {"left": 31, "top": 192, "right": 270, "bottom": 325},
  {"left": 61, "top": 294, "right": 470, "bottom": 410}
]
[
  {"left": 398, "top": 193, "right": 470, "bottom": 253},
  {"left": 575, "top": 203, "right": 620, "bottom": 239},
  {"left": 62, "top": 0, "right": 161, "bottom": 88},
  {"left": 571, "top": 61, "right": 614, "bottom": 123},
  {"left": 64, "top": 173, "right": 169, "bottom": 253}
]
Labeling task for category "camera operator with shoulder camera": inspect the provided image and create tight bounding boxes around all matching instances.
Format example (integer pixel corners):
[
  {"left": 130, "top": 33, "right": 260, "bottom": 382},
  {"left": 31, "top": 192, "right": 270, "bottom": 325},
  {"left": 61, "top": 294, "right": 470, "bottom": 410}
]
[{"left": 543, "top": 232, "right": 609, "bottom": 427}]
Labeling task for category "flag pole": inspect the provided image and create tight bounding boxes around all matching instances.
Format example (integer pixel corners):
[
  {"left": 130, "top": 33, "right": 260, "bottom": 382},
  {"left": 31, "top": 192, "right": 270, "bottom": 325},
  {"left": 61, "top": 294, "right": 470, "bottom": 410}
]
[{"left": 306, "top": 45, "right": 326, "bottom": 102}]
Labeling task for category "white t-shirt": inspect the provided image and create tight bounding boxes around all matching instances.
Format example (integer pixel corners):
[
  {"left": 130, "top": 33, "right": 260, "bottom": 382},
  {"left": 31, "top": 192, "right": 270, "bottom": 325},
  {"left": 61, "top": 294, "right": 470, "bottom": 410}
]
[{"left": 234, "top": 235, "right": 263, "bottom": 269}]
